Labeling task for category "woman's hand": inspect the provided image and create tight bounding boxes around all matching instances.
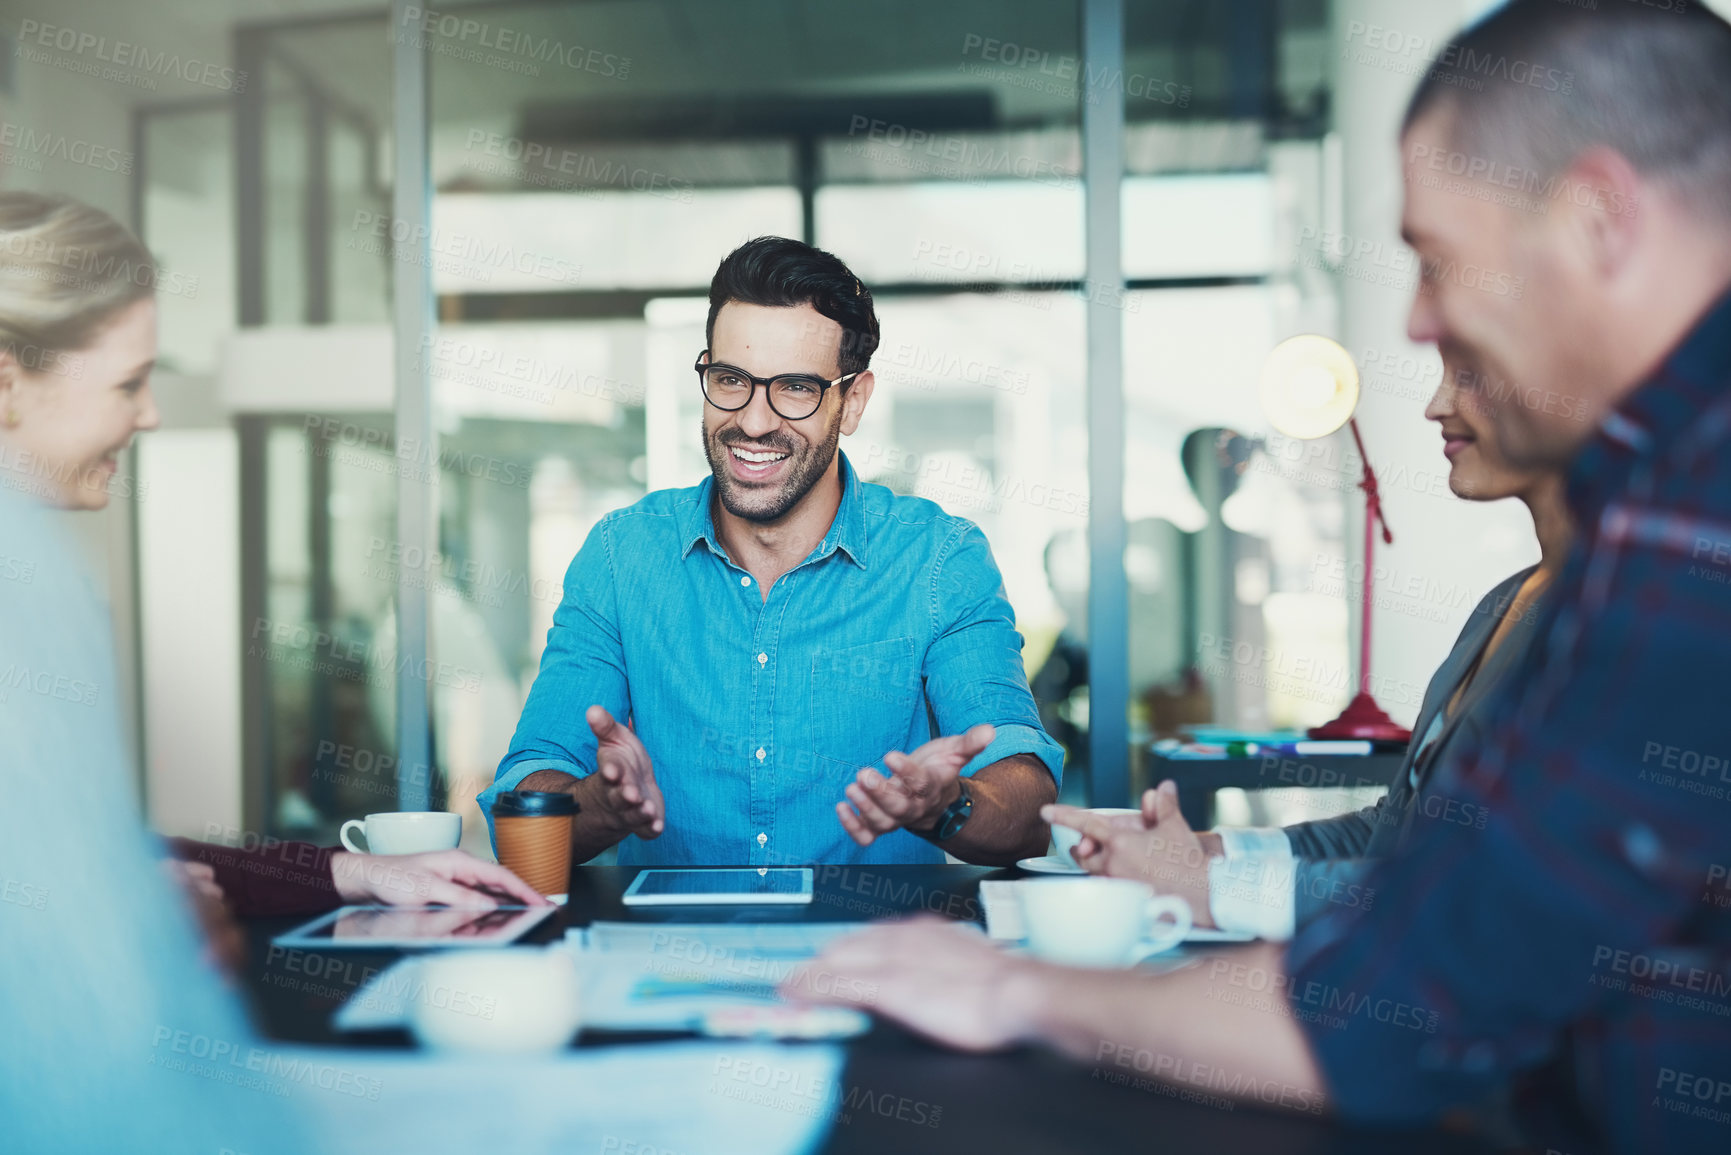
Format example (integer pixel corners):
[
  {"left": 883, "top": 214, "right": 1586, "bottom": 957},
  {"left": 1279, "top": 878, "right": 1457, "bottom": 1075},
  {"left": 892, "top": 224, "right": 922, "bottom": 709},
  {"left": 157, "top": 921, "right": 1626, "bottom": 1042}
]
[
  {"left": 329, "top": 849, "right": 550, "bottom": 907},
  {"left": 160, "top": 858, "right": 245, "bottom": 973},
  {"left": 1043, "top": 780, "right": 1220, "bottom": 928}
]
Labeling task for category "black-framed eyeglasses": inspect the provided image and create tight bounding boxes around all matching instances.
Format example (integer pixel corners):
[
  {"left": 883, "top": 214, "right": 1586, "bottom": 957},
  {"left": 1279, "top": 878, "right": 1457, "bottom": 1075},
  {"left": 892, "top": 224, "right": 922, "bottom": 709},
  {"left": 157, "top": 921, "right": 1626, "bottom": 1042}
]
[{"left": 695, "top": 352, "right": 858, "bottom": 421}]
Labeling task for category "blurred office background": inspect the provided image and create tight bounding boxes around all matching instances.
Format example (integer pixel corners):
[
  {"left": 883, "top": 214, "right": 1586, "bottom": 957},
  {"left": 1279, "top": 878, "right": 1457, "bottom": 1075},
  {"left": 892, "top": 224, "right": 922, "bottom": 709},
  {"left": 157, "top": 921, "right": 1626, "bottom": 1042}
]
[{"left": 5, "top": 0, "right": 1620, "bottom": 852}]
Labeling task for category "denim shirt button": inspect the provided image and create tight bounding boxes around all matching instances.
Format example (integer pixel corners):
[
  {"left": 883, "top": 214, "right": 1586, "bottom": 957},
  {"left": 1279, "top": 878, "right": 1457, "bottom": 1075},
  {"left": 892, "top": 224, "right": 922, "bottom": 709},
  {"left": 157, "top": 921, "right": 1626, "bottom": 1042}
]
[
  {"left": 740, "top": 575, "right": 751, "bottom": 587},
  {"left": 756, "top": 832, "right": 768, "bottom": 847},
  {"left": 756, "top": 652, "right": 767, "bottom": 665},
  {"left": 755, "top": 747, "right": 766, "bottom": 761}
]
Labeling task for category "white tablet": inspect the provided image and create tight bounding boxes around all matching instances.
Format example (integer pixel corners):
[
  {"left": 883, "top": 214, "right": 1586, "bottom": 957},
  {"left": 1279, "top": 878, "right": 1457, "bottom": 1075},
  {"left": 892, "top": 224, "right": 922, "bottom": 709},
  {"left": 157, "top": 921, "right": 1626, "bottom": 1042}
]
[
  {"left": 271, "top": 904, "right": 557, "bottom": 950},
  {"left": 621, "top": 868, "right": 814, "bottom": 906}
]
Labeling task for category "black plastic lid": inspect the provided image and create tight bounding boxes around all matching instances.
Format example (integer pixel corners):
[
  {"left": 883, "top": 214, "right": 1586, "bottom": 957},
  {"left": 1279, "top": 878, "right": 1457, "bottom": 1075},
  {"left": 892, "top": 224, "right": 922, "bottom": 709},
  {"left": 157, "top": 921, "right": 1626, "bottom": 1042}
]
[{"left": 491, "top": 790, "right": 579, "bottom": 817}]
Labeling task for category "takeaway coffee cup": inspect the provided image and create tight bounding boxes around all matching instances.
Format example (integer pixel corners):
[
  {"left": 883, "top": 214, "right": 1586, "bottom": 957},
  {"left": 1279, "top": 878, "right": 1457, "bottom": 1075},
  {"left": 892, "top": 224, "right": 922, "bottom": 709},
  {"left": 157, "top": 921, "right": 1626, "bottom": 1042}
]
[
  {"left": 490, "top": 791, "right": 578, "bottom": 896},
  {"left": 1017, "top": 877, "right": 1192, "bottom": 967},
  {"left": 338, "top": 811, "right": 462, "bottom": 856}
]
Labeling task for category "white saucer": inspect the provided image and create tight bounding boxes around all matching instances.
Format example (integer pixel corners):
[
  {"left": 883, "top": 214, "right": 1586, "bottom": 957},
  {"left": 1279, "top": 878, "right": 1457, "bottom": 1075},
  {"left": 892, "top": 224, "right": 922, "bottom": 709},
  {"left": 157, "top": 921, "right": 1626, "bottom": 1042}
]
[{"left": 1015, "top": 855, "right": 1086, "bottom": 875}]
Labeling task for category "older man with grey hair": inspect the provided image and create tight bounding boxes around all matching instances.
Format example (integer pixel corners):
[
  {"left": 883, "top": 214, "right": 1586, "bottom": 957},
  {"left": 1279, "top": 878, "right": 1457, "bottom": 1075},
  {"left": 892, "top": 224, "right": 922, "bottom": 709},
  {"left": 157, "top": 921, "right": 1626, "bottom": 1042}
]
[{"left": 789, "top": 4, "right": 1731, "bottom": 1152}]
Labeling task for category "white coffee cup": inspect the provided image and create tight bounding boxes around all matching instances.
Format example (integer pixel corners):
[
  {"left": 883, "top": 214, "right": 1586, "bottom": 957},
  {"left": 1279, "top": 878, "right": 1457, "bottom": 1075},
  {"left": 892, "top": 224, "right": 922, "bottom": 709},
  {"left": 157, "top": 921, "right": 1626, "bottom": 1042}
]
[
  {"left": 409, "top": 949, "right": 580, "bottom": 1054},
  {"left": 338, "top": 811, "right": 461, "bottom": 856},
  {"left": 1049, "top": 807, "right": 1142, "bottom": 866},
  {"left": 1017, "top": 877, "right": 1193, "bottom": 967}
]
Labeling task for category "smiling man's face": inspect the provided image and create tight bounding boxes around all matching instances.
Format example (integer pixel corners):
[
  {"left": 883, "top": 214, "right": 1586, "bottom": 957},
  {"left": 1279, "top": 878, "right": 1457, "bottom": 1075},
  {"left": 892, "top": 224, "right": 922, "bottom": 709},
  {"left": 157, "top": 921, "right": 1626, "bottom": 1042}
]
[
  {"left": 1399, "top": 106, "right": 1623, "bottom": 471},
  {"left": 701, "top": 301, "right": 871, "bottom": 525}
]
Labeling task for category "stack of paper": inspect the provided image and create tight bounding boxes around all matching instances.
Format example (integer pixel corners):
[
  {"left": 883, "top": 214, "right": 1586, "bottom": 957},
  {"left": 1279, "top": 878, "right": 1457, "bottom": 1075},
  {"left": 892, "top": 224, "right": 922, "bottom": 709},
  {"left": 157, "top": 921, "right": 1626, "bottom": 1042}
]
[{"left": 559, "top": 923, "right": 862, "bottom": 1032}]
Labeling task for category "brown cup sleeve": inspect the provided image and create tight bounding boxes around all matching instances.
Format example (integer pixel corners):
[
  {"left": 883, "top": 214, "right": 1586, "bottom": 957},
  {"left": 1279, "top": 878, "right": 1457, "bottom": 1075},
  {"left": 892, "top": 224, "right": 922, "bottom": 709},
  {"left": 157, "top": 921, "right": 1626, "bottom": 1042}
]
[{"left": 493, "top": 814, "right": 574, "bottom": 895}]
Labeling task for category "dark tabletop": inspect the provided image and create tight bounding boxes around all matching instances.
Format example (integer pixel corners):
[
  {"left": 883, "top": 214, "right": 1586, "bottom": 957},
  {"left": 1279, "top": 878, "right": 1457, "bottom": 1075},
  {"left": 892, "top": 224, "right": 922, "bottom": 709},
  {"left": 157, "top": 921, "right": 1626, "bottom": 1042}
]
[{"left": 237, "top": 864, "right": 1492, "bottom": 1155}]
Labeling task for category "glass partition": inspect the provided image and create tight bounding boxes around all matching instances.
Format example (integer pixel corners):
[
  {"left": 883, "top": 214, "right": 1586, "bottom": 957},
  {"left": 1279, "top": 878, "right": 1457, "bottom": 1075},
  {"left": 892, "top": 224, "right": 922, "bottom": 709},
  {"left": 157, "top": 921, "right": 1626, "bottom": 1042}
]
[
  {"left": 1117, "top": 0, "right": 1360, "bottom": 816},
  {"left": 232, "top": 15, "right": 398, "bottom": 841},
  {"left": 125, "top": 0, "right": 1348, "bottom": 843},
  {"left": 418, "top": 0, "right": 1094, "bottom": 831}
]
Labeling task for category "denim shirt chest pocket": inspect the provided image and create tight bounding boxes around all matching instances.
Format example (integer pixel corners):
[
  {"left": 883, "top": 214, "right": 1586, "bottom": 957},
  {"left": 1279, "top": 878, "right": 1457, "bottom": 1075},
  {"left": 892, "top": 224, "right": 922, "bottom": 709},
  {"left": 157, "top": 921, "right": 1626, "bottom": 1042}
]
[{"left": 808, "top": 636, "right": 924, "bottom": 770}]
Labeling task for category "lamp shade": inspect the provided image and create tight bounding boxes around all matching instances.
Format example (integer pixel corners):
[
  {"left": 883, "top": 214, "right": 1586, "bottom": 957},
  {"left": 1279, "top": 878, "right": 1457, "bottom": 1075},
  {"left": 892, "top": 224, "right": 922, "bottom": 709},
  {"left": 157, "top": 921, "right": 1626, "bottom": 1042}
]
[{"left": 1259, "top": 335, "right": 1360, "bottom": 440}]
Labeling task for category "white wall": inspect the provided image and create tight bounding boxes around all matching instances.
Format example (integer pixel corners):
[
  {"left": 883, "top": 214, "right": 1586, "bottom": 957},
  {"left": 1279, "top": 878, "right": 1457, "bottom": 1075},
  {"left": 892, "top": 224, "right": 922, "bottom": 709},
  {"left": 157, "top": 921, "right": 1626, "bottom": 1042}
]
[
  {"left": 1330, "top": 0, "right": 1535, "bottom": 727},
  {"left": 1331, "top": 0, "right": 1731, "bottom": 730},
  {"left": 138, "top": 431, "right": 242, "bottom": 838}
]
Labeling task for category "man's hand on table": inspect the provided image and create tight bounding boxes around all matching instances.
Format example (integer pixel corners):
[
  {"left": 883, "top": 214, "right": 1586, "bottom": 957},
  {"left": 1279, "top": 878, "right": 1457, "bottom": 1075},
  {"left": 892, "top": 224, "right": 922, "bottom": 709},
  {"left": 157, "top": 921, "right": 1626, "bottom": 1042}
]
[
  {"left": 837, "top": 723, "right": 996, "bottom": 848},
  {"left": 1045, "top": 780, "right": 1220, "bottom": 929},
  {"left": 782, "top": 916, "right": 1042, "bottom": 1051},
  {"left": 329, "top": 849, "right": 549, "bottom": 908},
  {"left": 787, "top": 923, "right": 1329, "bottom": 1113}
]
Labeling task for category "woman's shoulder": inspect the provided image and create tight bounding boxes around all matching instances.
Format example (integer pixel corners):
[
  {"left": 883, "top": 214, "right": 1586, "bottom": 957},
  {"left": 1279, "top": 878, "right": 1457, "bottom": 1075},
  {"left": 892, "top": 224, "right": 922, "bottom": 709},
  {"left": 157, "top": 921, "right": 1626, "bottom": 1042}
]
[
  {"left": 1475, "top": 563, "right": 1545, "bottom": 627},
  {"left": 0, "top": 486, "right": 112, "bottom": 676}
]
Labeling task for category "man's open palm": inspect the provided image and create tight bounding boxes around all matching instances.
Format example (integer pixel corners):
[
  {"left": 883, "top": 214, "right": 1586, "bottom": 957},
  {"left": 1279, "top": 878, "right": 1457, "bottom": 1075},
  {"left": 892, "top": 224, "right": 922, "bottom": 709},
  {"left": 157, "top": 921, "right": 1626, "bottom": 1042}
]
[
  {"left": 588, "top": 705, "right": 665, "bottom": 838},
  {"left": 838, "top": 723, "right": 995, "bottom": 847}
]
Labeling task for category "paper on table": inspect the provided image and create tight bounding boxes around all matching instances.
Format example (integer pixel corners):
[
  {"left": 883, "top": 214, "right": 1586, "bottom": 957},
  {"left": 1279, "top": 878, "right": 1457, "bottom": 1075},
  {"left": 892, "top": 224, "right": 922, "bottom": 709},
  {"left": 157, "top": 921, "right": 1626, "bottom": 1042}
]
[
  {"left": 335, "top": 923, "right": 867, "bottom": 1034},
  {"left": 562, "top": 922, "right": 864, "bottom": 1031},
  {"left": 332, "top": 956, "right": 433, "bottom": 1032},
  {"left": 575, "top": 921, "right": 860, "bottom": 956},
  {"left": 335, "top": 951, "right": 791, "bottom": 1035},
  {"left": 292, "top": 1040, "right": 845, "bottom": 1155},
  {"left": 979, "top": 881, "right": 1256, "bottom": 945}
]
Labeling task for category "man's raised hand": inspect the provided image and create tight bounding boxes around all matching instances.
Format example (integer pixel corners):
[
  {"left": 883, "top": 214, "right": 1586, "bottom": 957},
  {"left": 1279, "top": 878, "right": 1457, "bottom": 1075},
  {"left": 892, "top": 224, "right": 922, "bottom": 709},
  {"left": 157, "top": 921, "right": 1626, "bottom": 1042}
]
[
  {"left": 838, "top": 723, "right": 995, "bottom": 847},
  {"left": 588, "top": 704, "right": 665, "bottom": 839}
]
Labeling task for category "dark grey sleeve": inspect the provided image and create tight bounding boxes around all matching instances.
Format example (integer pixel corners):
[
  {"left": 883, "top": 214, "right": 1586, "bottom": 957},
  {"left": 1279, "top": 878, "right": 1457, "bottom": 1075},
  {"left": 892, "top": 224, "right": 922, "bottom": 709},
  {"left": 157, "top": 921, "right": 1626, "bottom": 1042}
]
[
  {"left": 1282, "top": 790, "right": 1402, "bottom": 859},
  {"left": 1293, "top": 858, "right": 1381, "bottom": 931},
  {"left": 1276, "top": 569, "right": 1534, "bottom": 866},
  {"left": 1277, "top": 567, "right": 1535, "bottom": 865}
]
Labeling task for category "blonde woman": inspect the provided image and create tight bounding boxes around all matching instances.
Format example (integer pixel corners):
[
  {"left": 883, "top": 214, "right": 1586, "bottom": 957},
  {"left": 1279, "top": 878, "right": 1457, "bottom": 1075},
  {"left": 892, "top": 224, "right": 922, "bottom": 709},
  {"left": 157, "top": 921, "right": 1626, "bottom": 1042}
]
[
  {"left": 0, "top": 192, "right": 540, "bottom": 913},
  {"left": 0, "top": 193, "right": 542, "bottom": 1153},
  {"left": 0, "top": 190, "right": 308, "bottom": 1153}
]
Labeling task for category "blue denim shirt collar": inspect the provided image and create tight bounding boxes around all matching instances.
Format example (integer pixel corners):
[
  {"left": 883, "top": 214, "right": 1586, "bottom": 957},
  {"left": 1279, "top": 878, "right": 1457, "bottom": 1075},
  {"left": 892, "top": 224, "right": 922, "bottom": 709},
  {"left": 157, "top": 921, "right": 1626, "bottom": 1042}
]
[{"left": 677, "top": 450, "right": 869, "bottom": 570}]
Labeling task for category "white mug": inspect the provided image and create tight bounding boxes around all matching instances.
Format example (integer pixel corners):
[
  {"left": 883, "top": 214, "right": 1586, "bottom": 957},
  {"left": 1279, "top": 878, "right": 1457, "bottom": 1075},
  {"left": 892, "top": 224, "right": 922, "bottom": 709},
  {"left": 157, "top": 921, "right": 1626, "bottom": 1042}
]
[
  {"left": 410, "top": 949, "right": 580, "bottom": 1054},
  {"left": 1049, "top": 807, "right": 1142, "bottom": 866},
  {"left": 1017, "top": 877, "right": 1193, "bottom": 967},
  {"left": 338, "top": 811, "right": 461, "bottom": 856}
]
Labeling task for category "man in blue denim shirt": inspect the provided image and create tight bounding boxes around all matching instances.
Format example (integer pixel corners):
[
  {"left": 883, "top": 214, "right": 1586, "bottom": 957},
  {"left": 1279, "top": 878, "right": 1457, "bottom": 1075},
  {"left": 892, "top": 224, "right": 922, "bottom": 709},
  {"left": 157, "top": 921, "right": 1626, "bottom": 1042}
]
[{"left": 480, "top": 238, "right": 1063, "bottom": 867}]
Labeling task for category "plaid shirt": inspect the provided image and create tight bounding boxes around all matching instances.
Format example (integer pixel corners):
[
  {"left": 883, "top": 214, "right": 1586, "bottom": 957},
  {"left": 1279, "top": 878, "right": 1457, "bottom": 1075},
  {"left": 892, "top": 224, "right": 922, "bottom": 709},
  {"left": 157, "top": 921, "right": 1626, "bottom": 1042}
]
[{"left": 1286, "top": 288, "right": 1731, "bottom": 1155}]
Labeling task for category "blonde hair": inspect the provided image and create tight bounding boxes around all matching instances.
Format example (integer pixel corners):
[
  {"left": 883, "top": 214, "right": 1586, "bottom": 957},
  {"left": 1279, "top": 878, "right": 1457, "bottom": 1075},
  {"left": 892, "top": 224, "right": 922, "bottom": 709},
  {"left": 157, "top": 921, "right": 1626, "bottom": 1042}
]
[{"left": 0, "top": 192, "right": 158, "bottom": 373}]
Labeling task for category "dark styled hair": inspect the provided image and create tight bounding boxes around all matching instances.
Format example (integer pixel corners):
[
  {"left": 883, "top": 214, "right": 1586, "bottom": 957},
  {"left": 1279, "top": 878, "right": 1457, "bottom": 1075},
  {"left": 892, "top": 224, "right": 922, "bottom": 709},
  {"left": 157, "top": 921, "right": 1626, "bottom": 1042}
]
[
  {"left": 705, "top": 236, "right": 880, "bottom": 377},
  {"left": 1401, "top": 0, "right": 1731, "bottom": 226}
]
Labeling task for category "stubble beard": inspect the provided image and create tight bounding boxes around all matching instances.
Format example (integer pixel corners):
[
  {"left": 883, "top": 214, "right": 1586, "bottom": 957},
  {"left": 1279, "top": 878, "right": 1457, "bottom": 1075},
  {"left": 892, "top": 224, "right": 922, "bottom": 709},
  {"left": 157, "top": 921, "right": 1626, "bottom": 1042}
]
[{"left": 704, "top": 416, "right": 842, "bottom": 524}]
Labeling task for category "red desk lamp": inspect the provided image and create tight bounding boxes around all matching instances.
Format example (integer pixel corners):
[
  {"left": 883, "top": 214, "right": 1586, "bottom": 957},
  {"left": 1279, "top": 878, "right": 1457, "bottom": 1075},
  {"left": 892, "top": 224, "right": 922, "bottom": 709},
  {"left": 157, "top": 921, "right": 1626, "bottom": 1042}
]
[{"left": 1259, "top": 336, "right": 1411, "bottom": 743}]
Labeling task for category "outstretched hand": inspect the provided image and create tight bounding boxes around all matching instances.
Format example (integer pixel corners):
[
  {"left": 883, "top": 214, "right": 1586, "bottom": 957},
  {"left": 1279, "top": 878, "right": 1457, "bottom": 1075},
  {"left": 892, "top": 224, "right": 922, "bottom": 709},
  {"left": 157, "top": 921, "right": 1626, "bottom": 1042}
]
[
  {"left": 837, "top": 724, "right": 996, "bottom": 847},
  {"left": 587, "top": 704, "right": 665, "bottom": 839},
  {"left": 1043, "top": 780, "right": 1217, "bottom": 928}
]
